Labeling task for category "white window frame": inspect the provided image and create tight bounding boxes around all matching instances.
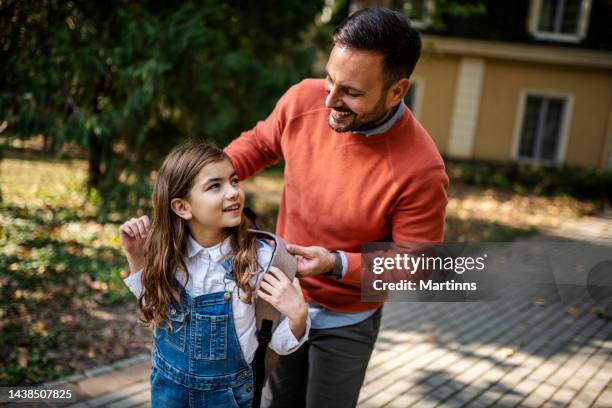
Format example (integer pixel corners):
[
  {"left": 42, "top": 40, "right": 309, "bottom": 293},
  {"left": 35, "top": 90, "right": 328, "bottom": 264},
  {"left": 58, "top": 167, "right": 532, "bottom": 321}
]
[
  {"left": 511, "top": 89, "right": 574, "bottom": 166},
  {"left": 405, "top": 76, "right": 424, "bottom": 120},
  {"left": 527, "top": 0, "right": 592, "bottom": 43}
]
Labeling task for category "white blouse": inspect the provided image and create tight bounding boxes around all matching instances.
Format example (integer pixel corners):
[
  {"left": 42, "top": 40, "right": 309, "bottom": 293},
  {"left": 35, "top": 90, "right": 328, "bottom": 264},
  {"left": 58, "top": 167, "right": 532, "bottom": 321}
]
[{"left": 123, "top": 235, "right": 309, "bottom": 363}]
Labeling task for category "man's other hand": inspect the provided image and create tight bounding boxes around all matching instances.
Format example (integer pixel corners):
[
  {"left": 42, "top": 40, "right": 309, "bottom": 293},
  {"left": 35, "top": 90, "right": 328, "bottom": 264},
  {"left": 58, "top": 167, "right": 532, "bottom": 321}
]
[{"left": 286, "top": 244, "right": 335, "bottom": 277}]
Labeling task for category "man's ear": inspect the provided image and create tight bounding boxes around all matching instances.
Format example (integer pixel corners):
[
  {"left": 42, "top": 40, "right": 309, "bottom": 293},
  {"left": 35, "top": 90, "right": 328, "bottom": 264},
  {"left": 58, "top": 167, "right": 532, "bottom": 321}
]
[
  {"left": 171, "top": 198, "right": 192, "bottom": 220},
  {"left": 386, "top": 78, "right": 410, "bottom": 107}
]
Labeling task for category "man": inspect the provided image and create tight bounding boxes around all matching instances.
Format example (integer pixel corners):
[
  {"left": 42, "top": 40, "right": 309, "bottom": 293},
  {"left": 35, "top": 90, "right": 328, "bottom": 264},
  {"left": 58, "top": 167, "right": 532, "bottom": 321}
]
[{"left": 225, "top": 6, "right": 448, "bottom": 407}]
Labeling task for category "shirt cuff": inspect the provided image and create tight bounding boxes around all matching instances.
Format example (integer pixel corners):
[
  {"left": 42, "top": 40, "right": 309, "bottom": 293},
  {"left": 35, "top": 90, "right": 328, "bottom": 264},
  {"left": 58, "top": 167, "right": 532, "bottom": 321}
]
[
  {"left": 269, "top": 314, "right": 311, "bottom": 355},
  {"left": 123, "top": 269, "right": 143, "bottom": 298}
]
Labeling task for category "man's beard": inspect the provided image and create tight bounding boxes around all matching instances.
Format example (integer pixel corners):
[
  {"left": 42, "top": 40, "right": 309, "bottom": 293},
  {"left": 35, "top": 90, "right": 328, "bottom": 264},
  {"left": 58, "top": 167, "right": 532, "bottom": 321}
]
[{"left": 327, "top": 95, "right": 392, "bottom": 133}]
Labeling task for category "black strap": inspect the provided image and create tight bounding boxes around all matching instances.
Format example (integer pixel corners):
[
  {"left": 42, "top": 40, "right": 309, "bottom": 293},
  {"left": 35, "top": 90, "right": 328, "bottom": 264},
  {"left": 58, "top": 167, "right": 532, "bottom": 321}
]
[{"left": 253, "top": 319, "right": 273, "bottom": 408}]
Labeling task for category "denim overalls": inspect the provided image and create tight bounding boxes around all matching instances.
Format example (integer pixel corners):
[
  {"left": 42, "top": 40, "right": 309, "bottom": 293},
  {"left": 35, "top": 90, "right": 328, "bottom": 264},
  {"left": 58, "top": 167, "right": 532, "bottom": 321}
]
[{"left": 150, "top": 258, "right": 254, "bottom": 407}]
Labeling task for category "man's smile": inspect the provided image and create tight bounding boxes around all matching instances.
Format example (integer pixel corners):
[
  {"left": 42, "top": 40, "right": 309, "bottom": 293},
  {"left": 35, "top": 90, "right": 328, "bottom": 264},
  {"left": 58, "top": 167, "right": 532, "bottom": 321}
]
[{"left": 330, "top": 109, "right": 355, "bottom": 123}]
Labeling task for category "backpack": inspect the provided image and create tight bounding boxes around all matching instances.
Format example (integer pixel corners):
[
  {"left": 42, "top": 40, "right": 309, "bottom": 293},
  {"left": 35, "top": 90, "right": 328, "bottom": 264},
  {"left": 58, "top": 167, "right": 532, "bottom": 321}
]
[{"left": 250, "top": 229, "right": 297, "bottom": 408}]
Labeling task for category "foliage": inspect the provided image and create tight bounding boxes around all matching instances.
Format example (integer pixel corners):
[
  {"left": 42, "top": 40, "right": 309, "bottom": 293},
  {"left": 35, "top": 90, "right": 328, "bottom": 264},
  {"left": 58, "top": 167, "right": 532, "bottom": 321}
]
[
  {"left": 0, "top": 157, "right": 138, "bottom": 385},
  {"left": 0, "top": 0, "right": 323, "bottom": 219},
  {"left": 446, "top": 159, "right": 612, "bottom": 203}
]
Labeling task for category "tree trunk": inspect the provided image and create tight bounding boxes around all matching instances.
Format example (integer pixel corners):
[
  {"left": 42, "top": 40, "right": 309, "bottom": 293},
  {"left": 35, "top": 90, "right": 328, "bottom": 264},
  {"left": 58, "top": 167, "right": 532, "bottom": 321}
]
[{"left": 88, "top": 133, "right": 103, "bottom": 190}]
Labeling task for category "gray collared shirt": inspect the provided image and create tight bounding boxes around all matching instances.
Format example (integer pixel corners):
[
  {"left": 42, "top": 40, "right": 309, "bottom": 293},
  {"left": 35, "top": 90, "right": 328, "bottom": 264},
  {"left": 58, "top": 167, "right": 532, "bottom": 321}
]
[{"left": 353, "top": 99, "right": 406, "bottom": 136}]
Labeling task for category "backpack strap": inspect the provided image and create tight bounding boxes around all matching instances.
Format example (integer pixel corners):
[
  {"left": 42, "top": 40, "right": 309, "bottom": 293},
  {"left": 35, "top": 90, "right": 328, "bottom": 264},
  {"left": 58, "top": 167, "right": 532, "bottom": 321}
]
[{"left": 249, "top": 229, "right": 297, "bottom": 408}]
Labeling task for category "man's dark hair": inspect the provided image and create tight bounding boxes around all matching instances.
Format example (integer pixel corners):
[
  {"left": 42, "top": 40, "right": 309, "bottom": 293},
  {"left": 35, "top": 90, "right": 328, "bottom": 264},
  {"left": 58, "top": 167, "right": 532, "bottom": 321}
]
[{"left": 332, "top": 6, "right": 421, "bottom": 87}]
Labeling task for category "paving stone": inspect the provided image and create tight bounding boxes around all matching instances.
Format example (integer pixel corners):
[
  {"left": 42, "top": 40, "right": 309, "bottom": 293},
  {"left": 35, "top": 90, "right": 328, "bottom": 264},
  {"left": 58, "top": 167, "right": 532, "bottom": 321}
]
[{"left": 61, "top": 225, "right": 612, "bottom": 408}]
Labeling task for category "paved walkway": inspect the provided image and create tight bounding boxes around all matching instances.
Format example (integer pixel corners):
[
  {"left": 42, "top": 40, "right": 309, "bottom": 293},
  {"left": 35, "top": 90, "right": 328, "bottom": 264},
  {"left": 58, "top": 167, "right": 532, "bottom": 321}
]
[{"left": 55, "top": 214, "right": 611, "bottom": 408}]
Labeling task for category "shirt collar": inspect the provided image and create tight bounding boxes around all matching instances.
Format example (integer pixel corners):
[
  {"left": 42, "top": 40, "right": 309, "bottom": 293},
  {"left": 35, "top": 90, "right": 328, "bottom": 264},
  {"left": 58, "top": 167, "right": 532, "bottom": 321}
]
[
  {"left": 186, "top": 234, "right": 232, "bottom": 262},
  {"left": 353, "top": 99, "right": 405, "bottom": 137}
]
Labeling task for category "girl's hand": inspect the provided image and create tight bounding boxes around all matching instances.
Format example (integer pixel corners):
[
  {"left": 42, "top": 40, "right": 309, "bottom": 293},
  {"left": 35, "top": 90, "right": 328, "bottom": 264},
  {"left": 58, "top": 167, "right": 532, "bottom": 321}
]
[
  {"left": 257, "top": 267, "right": 308, "bottom": 339},
  {"left": 119, "top": 216, "right": 149, "bottom": 274},
  {"left": 120, "top": 216, "right": 150, "bottom": 253}
]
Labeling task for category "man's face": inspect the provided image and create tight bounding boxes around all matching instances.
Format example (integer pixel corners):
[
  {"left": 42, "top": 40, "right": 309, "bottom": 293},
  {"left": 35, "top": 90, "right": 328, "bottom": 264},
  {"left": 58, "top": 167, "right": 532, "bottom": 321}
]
[{"left": 325, "top": 45, "right": 394, "bottom": 132}]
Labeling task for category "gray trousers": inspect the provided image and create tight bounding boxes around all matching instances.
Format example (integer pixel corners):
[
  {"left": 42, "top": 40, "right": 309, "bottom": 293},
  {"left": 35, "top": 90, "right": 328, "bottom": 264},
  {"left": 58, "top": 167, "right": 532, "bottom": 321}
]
[{"left": 261, "top": 307, "right": 382, "bottom": 408}]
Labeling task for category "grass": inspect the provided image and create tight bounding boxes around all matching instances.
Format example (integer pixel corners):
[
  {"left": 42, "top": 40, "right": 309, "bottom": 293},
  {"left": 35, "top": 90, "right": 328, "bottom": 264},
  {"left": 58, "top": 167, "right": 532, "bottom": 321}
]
[
  {"left": 0, "top": 154, "right": 595, "bottom": 385},
  {"left": 0, "top": 158, "right": 148, "bottom": 386}
]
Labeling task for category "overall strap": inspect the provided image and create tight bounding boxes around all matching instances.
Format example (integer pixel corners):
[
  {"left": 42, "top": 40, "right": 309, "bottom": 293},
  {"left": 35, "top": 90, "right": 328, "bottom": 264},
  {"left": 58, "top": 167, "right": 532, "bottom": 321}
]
[{"left": 249, "top": 229, "right": 297, "bottom": 408}]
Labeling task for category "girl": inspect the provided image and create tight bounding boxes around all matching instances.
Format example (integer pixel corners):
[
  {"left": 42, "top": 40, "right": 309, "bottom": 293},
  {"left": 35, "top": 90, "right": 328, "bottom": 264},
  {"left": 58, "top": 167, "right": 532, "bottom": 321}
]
[{"left": 119, "top": 142, "right": 309, "bottom": 408}]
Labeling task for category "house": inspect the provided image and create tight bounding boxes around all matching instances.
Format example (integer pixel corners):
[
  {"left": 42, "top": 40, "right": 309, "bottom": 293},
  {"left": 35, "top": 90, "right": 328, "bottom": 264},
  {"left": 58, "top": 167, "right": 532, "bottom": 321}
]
[{"left": 399, "top": 0, "right": 612, "bottom": 169}]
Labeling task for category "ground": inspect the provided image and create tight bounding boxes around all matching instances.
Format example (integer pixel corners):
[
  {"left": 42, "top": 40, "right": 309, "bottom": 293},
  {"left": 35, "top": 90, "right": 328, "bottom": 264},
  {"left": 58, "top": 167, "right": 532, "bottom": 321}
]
[{"left": 0, "top": 155, "right": 601, "bottom": 386}]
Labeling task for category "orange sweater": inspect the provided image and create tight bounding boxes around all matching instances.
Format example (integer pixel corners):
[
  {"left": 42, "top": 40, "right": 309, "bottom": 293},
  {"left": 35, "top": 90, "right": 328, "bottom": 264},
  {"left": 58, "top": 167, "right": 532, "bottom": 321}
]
[{"left": 225, "top": 79, "right": 448, "bottom": 312}]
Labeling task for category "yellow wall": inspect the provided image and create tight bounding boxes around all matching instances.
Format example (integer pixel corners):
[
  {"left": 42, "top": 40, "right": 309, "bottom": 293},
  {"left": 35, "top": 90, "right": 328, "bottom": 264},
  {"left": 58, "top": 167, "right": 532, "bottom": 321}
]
[
  {"left": 474, "top": 60, "right": 612, "bottom": 167},
  {"left": 412, "top": 54, "right": 459, "bottom": 154},
  {"left": 414, "top": 51, "right": 612, "bottom": 168}
]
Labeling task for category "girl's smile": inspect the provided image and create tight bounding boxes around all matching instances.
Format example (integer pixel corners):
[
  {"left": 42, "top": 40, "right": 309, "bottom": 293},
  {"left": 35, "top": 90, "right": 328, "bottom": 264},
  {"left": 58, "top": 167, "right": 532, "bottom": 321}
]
[{"left": 222, "top": 203, "right": 242, "bottom": 215}]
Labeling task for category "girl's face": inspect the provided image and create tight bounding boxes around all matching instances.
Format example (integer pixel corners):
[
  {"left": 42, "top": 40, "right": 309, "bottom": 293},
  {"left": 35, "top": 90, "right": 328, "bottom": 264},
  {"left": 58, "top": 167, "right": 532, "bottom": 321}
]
[{"left": 173, "top": 159, "right": 244, "bottom": 238}]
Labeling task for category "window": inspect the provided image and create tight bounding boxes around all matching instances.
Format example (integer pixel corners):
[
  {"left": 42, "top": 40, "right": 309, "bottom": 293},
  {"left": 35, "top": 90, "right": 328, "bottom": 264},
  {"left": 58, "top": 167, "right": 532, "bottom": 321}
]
[
  {"left": 514, "top": 92, "right": 572, "bottom": 165},
  {"left": 404, "top": 78, "right": 423, "bottom": 119},
  {"left": 528, "top": 0, "right": 592, "bottom": 42}
]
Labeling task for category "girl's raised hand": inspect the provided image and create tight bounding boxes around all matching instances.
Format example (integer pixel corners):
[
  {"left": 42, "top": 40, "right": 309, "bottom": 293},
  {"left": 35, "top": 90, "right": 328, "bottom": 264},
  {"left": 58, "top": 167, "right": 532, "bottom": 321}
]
[{"left": 119, "top": 215, "right": 149, "bottom": 260}]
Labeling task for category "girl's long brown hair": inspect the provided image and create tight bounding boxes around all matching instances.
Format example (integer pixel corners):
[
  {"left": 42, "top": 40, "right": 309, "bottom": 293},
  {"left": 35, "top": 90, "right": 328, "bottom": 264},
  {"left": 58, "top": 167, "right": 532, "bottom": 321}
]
[{"left": 139, "top": 142, "right": 260, "bottom": 330}]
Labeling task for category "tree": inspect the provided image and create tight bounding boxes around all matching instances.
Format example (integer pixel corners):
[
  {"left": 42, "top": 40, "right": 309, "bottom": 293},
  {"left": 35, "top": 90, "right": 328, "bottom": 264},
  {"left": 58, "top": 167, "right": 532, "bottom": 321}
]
[{"left": 0, "top": 0, "right": 323, "bottom": 217}]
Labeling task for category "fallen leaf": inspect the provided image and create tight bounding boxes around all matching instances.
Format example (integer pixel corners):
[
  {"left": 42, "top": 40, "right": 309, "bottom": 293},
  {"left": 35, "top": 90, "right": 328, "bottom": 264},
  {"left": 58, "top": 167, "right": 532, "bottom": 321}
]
[
  {"left": 31, "top": 321, "right": 47, "bottom": 335},
  {"left": 47, "top": 226, "right": 61, "bottom": 239},
  {"left": 592, "top": 307, "right": 610, "bottom": 320},
  {"left": 16, "top": 248, "right": 30, "bottom": 259},
  {"left": 60, "top": 314, "right": 74, "bottom": 324},
  {"left": 67, "top": 245, "right": 80, "bottom": 255},
  {"left": 16, "top": 348, "right": 28, "bottom": 368},
  {"left": 90, "top": 281, "right": 108, "bottom": 291},
  {"left": 532, "top": 297, "right": 545, "bottom": 306},
  {"left": 99, "top": 251, "right": 113, "bottom": 260},
  {"left": 500, "top": 347, "right": 515, "bottom": 358},
  {"left": 565, "top": 307, "right": 578, "bottom": 316},
  {"left": 18, "top": 304, "right": 28, "bottom": 315}
]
